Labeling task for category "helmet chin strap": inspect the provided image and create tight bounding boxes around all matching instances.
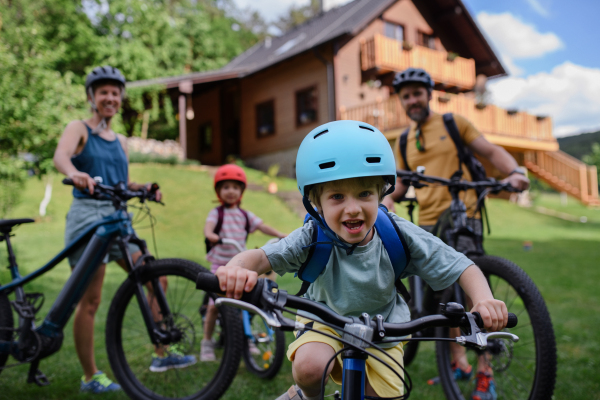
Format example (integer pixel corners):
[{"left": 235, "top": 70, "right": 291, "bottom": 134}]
[{"left": 302, "top": 196, "right": 372, "bottom": 256}]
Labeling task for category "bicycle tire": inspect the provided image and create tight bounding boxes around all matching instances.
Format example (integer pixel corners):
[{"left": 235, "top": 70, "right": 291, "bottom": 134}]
[
  {"left": 242, "top": 313, "right": 285, "bottom": 379},
  {"left": 106, "top": 258, "right": 243, "bottom": 400},
  {"left": 0, "top": 291, "right": 13, "bottom": 375},
  {"left": 435, "top": 255, "right": 557, "bottom": 400}
]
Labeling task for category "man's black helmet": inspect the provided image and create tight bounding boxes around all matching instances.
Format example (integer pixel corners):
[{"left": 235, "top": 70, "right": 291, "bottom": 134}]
[
  {"left": 85, "top": 65, "right": 126, "bottom": 93},
  {"left": 392, "top": 68, "right": 434, "bottom": 94}
]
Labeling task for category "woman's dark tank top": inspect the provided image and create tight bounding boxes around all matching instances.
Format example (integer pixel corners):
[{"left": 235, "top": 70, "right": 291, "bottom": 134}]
[{"left": 71, "top": 122, "right": 128, "bottom": 199}]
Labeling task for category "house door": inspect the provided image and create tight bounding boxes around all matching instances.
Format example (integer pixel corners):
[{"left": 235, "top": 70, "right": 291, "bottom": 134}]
[{"left": 220, "top": 83, "right": 241, "bottom": 163}]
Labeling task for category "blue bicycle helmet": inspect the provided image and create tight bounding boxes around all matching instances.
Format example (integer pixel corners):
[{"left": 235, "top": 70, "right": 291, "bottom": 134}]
[
  {"left": 392, "top": 67, "right": 434, "bottom": 94},
  {"left": 296, "top": 120, "right": 396, "bottom": 197}
]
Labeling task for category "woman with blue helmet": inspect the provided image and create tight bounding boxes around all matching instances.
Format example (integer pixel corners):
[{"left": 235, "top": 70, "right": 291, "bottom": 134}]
[
  {"left": 53, "top": 66, "right": 194, "bottom": 393},
  {"left": 212, "top": 121, "right": 508, "bottom": 400}
]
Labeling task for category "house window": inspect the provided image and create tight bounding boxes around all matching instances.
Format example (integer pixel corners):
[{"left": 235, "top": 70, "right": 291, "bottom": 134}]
[
  {"left": 199, "top": 123, "right": 212, "bottom": 153},
  {"left": 384, "top": 22, "right": 404, "bottom": 42},
  {"left": 418, "top": 31, "right": 436, "bottom": 49},
  {"left": 296, "top": 86, "right": 318, "bottom": 127},
  {"left": 256, "top": 100, "right": 275, "bottom": 137}
]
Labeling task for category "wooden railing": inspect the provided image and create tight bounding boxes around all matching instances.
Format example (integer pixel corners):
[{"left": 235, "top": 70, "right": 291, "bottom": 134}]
[
  {"left": 361, "top": 34, "right": 476, "bottom": 90},
  {"left": 339, "top": 91, "right": 555, "bottom": 143},
  {"left": 525, "top": 151, "right": 599, "bottom": 205}
]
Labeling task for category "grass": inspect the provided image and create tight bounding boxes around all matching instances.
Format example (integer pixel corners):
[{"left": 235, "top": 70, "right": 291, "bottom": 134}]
[{"left": 0, "top": 164, "right": 599, "bottom": 399}]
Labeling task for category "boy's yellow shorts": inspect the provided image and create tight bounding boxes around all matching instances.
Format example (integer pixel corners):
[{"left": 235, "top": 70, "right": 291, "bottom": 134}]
[{"left": 287, "top": 316, "right": 406, "bottom": 398}]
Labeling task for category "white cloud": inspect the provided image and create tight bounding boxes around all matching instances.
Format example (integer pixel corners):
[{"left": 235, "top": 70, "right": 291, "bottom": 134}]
[
  {"left": 477, "top": 12, "right": 563, "bottom": 75},
  {"left": 489, "top": 62, "right": 600, "bottom": 137}
]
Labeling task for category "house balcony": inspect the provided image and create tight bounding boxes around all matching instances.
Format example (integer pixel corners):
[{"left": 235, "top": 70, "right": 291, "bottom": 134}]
[
  {"left": 338, "top": 91, "right": 558, "bottom": 152},
  {"left": 360, "top": 34, "right": 476, "bottom": 91}
]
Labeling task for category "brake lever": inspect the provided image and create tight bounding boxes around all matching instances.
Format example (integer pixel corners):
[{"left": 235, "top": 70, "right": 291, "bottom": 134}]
[{"left": 455, "top": 313, "right": 519, "bottom": 349}]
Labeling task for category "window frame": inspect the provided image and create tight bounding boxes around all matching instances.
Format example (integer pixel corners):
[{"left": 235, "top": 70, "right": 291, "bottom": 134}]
[
  {"left": 255, "top": 99, "right": 276, "bottom": 138},
  {"left": 383, "top": 21, "right": 404, "bottom": 43},
  {"left": 417, "top": 31, "right": 436, "bottom": 49},
  {"left": 295, "top": 85, "right": 319, "bottom": 128}
]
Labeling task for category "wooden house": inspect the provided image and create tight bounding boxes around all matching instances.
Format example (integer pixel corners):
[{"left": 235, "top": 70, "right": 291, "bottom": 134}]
[{"left": 129, "top": 0, "right": 599, "bottom": 205}]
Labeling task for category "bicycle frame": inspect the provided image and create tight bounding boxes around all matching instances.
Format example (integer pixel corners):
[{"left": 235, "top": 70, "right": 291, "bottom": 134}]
[{"left": 0, "top": 208, "right": 166, "bottom": 356}]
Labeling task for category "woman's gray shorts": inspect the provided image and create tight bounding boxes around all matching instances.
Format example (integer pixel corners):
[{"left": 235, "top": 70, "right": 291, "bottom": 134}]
[{"left": 65, "top": 198, "right": 141, "bottom": 267}]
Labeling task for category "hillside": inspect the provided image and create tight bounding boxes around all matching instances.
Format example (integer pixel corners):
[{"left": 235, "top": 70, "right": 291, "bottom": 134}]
[{"left": 557, "top": 130, "right": 600, "bottom": 160}]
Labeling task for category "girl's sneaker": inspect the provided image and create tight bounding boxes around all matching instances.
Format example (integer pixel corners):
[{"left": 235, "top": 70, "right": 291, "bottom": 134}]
[
  {"left": 471, "top": 372, "right": 497, "bottom": 400},
  {"left": 200, "top": 339, "right": 217, "bottom": 362},
  {"left": 427, "top": 361, "right": 472, "bottom": 385},
  {"left": 80, "top": 371, "right": 121, "bottom": 393},
  {"left": 248, "top": 339, "right": 261, "bottom": 355},
  {"left": 275, "top": 385, "right": 304, "bottom": 400}
]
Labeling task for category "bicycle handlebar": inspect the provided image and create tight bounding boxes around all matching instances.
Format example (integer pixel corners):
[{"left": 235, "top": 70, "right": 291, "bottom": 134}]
[
  {"left": 62, "top": 178, "right": 162, "bottom": 204},
  {"left": 397, "top": 170, "right": 521, "bottom": 194},
  {"left": 195, "top": 274, "right": 517, "bottom": 340}
]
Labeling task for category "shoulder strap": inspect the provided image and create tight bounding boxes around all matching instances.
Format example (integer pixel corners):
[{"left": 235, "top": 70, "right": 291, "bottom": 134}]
[
  {"left": 213, "top": 205, "right": 225, "bottom": 235},
  {"left": 375, "top": 205, "right": 411, "bottom": 280},
  {"left": 295, "top": 217, "right": 332, "bottom": 296},
  {"left": 238, "top": 208, "right": 251, "bottom": 236},
  {"left": 442, "top": 113, "right": 466, "bottom": 171},
  {"left": 399, "top": 128, "right": 411, "bottom": 171}
]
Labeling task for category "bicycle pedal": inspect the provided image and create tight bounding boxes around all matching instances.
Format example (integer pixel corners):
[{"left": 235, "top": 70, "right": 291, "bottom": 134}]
[{"left": 27, "top": 366, "right": 50, "bottom": 386}]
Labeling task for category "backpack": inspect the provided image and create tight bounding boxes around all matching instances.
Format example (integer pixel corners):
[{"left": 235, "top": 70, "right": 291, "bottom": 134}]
[
  {"left": 398, "top": 113, "right": 487, "bottom": 184},
  {"left": 296, "top": 205, "right": 412, "bottom": 300},
  {"left": 204, "top": 205, "right": 251, "bottom": 253}
]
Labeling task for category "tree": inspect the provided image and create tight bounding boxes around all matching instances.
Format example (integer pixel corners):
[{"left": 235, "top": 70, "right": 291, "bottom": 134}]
[
  {"left": 272, "top": 0, "right": 321, "bottom": 34},
  {"left": 583, "top": 143, "right": 600, "bottom": 188}
]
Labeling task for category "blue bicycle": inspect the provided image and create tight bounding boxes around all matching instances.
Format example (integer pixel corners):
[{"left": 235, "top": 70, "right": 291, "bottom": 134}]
[
  {"left": 0, "top": 180, "right": 242, "bottom": 400},
  {"left": 196, "top": 275, "right": 519, "bottom": 400}
]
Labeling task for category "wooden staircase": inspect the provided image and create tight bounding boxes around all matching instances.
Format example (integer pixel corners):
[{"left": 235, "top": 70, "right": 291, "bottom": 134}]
[{"left": 524, "top": 150, "right": 600, "bottom": 206}]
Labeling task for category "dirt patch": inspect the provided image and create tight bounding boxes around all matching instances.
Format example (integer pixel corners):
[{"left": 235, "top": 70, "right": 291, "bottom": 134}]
[{"left": 275, "top": 191, "right": 306, "bottom": 219}]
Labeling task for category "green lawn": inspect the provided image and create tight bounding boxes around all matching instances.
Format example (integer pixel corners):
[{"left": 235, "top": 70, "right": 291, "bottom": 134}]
[{"left": 0, "top": 164, "right": 598, "bottom": 400}]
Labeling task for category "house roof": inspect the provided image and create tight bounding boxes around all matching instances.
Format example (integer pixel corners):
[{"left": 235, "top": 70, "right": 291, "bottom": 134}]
[
  {"left": 128, "top": 0, "right": 505, "bottom": 89},
  {"left": 222, "top": 0, "right": 395, "bottom": 75}
]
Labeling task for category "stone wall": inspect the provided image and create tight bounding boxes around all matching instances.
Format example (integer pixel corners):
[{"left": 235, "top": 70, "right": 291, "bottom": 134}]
[{"left": 127, "top": 137, "right": 184, "bottom": 160}]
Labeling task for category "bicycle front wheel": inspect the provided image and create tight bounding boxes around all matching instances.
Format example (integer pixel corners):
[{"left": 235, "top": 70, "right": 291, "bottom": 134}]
[
  {"left": 106, "top": 258, "right": 243, "bottom": 400},
  {"left": 242, "top": 311, "right": 285, "bottom": 379},
  {"left": 435, "top": 255, "right": 556, "bottom": 400}
]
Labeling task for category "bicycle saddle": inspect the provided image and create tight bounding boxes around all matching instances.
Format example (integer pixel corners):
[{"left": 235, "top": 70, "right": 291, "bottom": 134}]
[{"left": 0, "top": 218, "right": 35, "bottom": 234}]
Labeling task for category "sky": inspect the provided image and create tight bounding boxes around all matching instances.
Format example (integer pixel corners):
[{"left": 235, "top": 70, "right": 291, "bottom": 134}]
[{"left": 232, "top": 0, "right": 600, "bottom": 137}]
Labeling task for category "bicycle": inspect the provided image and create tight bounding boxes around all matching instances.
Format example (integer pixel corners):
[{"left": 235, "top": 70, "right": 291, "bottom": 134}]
[
  {"left": 0, "top": 180, "right": 242, "bottom": 400},
  {"left": 195, "top": 274, "right": 520, "bottom": 400},
  {"left": 396, "top": 169, "right": 557, "bottom": 400},
  {"left": 200, "top": 237, "right": 285, "bottom": 379}
]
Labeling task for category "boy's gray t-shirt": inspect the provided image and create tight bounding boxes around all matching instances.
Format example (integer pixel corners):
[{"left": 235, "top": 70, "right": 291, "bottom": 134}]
[{"left": 262, "top": 213, "right": 473, "bottom": 344}]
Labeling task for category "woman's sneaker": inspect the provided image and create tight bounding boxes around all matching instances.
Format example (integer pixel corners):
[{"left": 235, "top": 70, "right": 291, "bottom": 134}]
[
  {"left": 80, "top": 371, "right": 121, "bottom": 393},
  {"left": 200, "top": 339, "right": 217, "bottom": 362},
  {"left": 427, "top": 361, "right": 473, "bottom": 385},
  {"left": 471, "top": 372, "right": 497, "bottom": 400},
  {"left": 150, "top": 347, "right": 197, "bottom": 372},
  {"left": 275, "top": 385, "right": 305, "bottom": 400}
]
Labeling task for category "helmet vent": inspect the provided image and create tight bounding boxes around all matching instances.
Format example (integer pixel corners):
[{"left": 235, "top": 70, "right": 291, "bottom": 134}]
[
  {"left": 319, "top": 161, "right": 336, "bottom": 170},
  {"left": 314, "top": 129, "right": 328, "bottom": 139},
  {"left": 359, "top": 125, "right": 374, "bottom": 132},
  {"left": 366, "top": 157, "right": 381, "bottom": 164}
]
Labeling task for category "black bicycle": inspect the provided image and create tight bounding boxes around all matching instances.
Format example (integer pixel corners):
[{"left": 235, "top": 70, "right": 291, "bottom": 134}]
[
  {"left": 0, "top": 180, "right": 242, "bottom": 400},
  {"left": 196, "top": 275, "right": 520, "bottom": 400},
  {"left": 397, "top": 169, "right": 557, "bottom": 400}
]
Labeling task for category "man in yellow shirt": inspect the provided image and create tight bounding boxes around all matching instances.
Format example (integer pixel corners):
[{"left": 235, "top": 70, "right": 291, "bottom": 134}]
[{"left": 381, "top": 68, "right": 529, "bottom": 400}]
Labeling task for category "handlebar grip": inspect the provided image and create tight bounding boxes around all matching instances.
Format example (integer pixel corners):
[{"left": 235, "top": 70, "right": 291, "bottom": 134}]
[
  {"left": 195, "top": 272, "right": 265, "bottom": 307},
  {"left": 472, "top": 312, "right": 518, "bottom": 329},
  {"left": 62, "top": 178, "right": 74, "bottom": 186}
]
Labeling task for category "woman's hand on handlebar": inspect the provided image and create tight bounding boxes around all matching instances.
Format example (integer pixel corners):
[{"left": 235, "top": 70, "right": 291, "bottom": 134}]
[
  {"left": 68, "top": 171, "right": 96, "bottom": 194},
  {"left": 470, "top": 299, "right": 508, "bottom": 332},
  {"left": 214, "top": 265, "right": 258, "bottom": 300}
]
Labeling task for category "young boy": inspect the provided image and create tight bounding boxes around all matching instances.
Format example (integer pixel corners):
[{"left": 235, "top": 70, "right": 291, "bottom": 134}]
[
  {"left": 214, "top": 121, "right": 508, "bottom": 399},
  {"left": 201, "top": 164, "right": 286, "bottom": 361}
]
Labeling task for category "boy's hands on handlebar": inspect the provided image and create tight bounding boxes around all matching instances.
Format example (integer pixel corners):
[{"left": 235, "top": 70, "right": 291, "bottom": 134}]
[
  {"left": 470, "top": 299, "right": 508, "bottom": 332},
  {"left": 214, "top": 265, "right": 258, "bottom": 300}
]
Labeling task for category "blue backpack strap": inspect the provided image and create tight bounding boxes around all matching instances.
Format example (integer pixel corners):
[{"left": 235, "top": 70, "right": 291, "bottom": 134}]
[
  {"left": 375, "top": 205, "right": 411, "bottom": 281},
  {"left": 295, "top": 215, "right": 333, "bottom": 296}
]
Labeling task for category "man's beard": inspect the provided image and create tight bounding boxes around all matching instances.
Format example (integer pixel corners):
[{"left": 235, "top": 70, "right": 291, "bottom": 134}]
[{"left": 407, "top": 105, "right": 430, "bottom": 123}]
